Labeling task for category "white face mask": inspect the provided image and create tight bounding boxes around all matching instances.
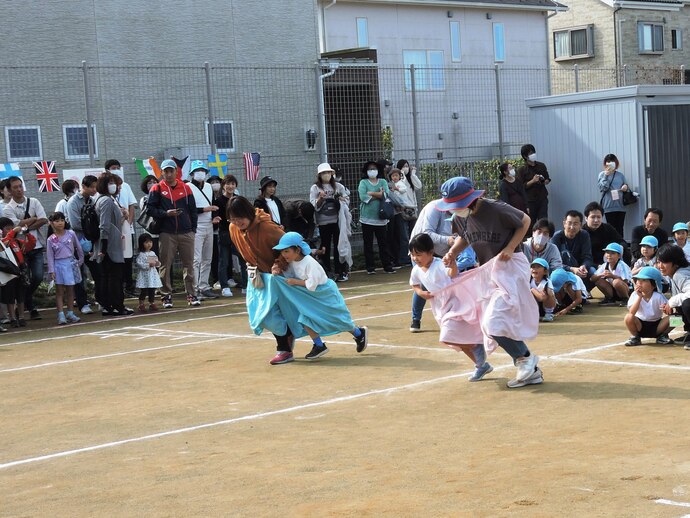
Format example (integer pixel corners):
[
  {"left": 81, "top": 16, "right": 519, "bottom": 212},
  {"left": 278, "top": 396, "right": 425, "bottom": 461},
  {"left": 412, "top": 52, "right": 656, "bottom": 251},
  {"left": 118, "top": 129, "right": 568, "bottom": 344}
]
[
  {"left": 107, "top": 183, "right": 117, "bottom": 195},
  {"left": 528, "top": 153, "right": 537, "bottom": 162},
  {"left": 533, "top": 233, "right": 549, "bottom": 247},
  {"left": 606, "top": 161, "right": 616, "bottom": 169},
  {"left": 508, "top": 168, "right": 516, "bottom": 177},
  {"left": 367, "top": 170, "right": 378, "bottom": 179},
  {"left": 320, "top": 173, "right": 332, "bottom": 183},
  {"left": 451, "top": 208, "right": 470, "bottom": 218},
  {"left": 211, "top": 183, "right": 221, "bottom": 192},
  {"left": 193, "top": 171, "right": 206, "bottom": 182}
]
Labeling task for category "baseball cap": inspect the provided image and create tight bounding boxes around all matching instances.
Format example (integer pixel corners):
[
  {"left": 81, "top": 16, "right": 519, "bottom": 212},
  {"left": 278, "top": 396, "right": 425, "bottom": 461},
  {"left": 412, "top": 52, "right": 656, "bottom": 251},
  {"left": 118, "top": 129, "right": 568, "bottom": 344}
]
[
  {"left": 602, "top": 242, "right": 623, "bottom": 255},
  {"left": 435, "top": 177, "right": 484, "bottom": 211},
  {"left": 550, "top": 268, "right": 574, "bottom": 293},
  {"left": 672, "top": 222, "right": 689, "bottom": 233},
  {"left": 160, "top": 159, "right": 177, "bottom": 170},
  {"left": 190, "top": 160, "right": 209, "bottom": 173},
  {"left": 640, "top": 235, "right": 659, "bottom": 248},
  {"left": 272, "top": 231, "right": 311, "bottom": 257},
  {"left": 632, "top": 266, "right": 663, "bottom": 286},
  {"left": 530, "top": 258, "right": 549, "bottom": 271}
]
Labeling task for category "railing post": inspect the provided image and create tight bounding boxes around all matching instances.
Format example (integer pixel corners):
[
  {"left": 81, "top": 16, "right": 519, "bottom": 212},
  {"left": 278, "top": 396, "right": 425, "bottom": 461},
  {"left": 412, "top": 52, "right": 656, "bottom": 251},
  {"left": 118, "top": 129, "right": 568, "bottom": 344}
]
[
  {"left": 81, "top": 61, "right": 95, "bottom": 167},
  {"left": 494, "top": 64, "right": 504, "bottom": 159},
  {"left": 623, "top": 64, "right": 628, "bottom": 87},
  {"left": 204, "top": 62, "right": 216, "bottom": 156},
  {"left": 574, "top": 64, "right": 580, "bottom": 93},
  {"left": 410, "top": 64, "right": 420, "bottom": 170},
  {"left": 681, "top": 64, "right": 685, "bottom": 84}
]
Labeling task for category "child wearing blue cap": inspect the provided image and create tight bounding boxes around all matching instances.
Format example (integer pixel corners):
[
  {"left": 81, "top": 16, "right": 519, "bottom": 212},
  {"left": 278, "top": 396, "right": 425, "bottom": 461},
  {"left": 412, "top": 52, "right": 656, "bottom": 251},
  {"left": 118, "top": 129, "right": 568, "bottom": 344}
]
[
  {"left": 529, "top": 258, "right": 556, "bottom": 322},
  {"left": 672, "top": 222, "right": 690, "bottom": 262},
  {"left": 591, "top": 242, "right": 632, "bottom": 306},
  {"left": 624, "top": 266, "right": 673, "bottom": 346},
  {"left": 631, "top": 235, "right": 658, "bottom": 276},
  {"left": 273, "top": 232, "right": 368, "bottom": 360},
  {"left": 550, "top": 268, "right": 588, "bottom": 316}
]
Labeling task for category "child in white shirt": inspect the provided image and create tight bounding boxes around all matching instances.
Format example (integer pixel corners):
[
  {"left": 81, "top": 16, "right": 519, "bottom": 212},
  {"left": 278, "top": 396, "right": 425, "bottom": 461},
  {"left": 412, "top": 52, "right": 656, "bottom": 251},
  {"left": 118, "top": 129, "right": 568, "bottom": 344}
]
[
  {"left": 408, "top": 233, "right": 492, "bottom": 382},
  {"left": 591, "top": 242, "right": 632, "bottom": 306},
  {"left": 631, "top": 235, "right": 658, "bottom": 276},
  {"left": 273, "top": 232, "right": 367, "bottom": 360},
  {"left": 624, "top": 266, "right": 673, "bottom": 346},
  {"left": 529, "top": 258, "right": 556, "bottom": 322}
]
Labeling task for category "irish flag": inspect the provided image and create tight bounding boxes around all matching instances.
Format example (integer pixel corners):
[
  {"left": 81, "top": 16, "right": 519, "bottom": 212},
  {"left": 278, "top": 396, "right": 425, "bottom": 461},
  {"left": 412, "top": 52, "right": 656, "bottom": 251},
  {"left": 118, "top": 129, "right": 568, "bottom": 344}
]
[{"left": 135, "top": 157, "right": 161, "bottom": 179}]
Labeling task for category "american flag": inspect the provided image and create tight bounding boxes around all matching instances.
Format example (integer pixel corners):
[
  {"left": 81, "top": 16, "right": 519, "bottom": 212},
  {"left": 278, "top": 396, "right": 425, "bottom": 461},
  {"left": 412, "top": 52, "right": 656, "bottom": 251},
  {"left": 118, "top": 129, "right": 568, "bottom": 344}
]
[
  {"left": 33, "top": 161, "right": 60, "bottom": 192},
  {"left": 243, "top": 152, "right": 261, "bottom": 181}
]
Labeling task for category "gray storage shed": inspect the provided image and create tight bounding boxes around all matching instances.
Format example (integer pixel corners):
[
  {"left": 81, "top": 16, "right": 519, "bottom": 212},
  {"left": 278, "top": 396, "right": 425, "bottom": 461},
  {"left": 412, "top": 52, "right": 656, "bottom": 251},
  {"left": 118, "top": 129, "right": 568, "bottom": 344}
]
[{"left": 526, "top": 86, "right": 690, "bottom": 240}]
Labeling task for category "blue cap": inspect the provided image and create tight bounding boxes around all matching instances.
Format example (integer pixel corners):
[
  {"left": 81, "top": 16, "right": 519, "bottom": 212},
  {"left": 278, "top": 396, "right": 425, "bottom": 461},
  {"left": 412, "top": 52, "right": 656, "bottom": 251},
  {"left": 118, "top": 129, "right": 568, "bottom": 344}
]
[
  {"left": 273, "top": 231, "right": 311, "bottom": 257},
  {"left": 160, "top": 159, "right": 177, "bottom": 171},
  {"left": 190, "top": 160, "right": 208, "bottom": 173},
  {"left": 550, "top": 268, "right": 574, "bottom": 292},
  {"left": 603, "top": 242, "right": 623, "bottom": 255},
  {"left": 435, "top": 177, "right": 484, "bottom": 211},
  {"left": 672, "top": 222, "right": 689, "bottom": 233},
  {"left": 640, "top": 235, "right": 658, "bottom": 248},
  {"left": 530, "top": 258, "right": 549, "bottom": 271},
  {"left": 632, "top": 266, "right": 663, "bottom": 287}
]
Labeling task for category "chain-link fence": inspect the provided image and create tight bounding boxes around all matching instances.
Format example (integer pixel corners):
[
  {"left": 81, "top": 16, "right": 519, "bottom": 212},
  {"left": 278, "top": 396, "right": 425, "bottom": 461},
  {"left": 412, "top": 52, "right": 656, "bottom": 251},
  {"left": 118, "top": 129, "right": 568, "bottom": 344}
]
[{"left": 1, "top": 62, "right": 688, "bottom": 220}]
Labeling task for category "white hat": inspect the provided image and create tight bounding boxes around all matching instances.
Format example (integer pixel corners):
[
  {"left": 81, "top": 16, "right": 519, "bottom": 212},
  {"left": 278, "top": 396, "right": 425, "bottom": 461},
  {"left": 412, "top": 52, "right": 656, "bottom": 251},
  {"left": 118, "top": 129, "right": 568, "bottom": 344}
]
[{"left": 317, "top": 163, "right": 335, "bottom": 175}]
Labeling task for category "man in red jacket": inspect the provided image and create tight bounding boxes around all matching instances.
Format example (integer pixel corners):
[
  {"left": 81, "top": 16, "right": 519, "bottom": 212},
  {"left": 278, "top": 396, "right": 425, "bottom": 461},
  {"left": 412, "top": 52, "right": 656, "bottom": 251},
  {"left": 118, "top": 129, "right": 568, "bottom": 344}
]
[{"left": 146, "top": 159, "right": 199, "bottom": 308}]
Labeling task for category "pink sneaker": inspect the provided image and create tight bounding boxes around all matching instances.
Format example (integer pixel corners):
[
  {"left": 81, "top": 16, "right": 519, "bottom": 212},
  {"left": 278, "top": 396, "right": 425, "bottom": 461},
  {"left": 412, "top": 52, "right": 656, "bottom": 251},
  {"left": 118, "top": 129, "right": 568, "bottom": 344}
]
[{"left": 269, "top": 351, "right": 294, "bottom": 365}]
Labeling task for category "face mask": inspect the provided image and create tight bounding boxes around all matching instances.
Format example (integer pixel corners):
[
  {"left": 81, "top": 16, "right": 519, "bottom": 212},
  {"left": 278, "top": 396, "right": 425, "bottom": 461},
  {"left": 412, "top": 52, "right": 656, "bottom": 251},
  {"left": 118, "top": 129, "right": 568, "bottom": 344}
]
[
  {"left": 211, "top": 183, "right": 221, "bottom": 192},
  {"left": 320, "top": 173, "right": 332, "bottom": 183},
  {"left": 606, "top": 162, "right": 616, "bottom": 169},
  {"left": 108, "top": 183, "right": 117, "bottom": 195},
  {"left": 451, "top": 208, "right": 470, "bottom": 218},
  {"left": 367, "top": 170, "right": 378, "bottom": 179},
  {"left": 533, "top": 233, "right": 549, "bottom": 247},
  {"left": 193, "top": 171, "right": 206, "bottom": 182},
  {"left": 508, "top": 169, "right": 516, "bottom": 177},
  {"left": 527, "top": 153, "right": 537, "bottom": 162}
]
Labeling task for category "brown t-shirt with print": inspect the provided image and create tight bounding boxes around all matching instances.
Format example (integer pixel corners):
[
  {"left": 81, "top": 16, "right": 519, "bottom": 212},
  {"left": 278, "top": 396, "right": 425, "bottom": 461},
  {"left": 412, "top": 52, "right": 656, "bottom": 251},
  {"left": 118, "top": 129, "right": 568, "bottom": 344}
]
[{"left": 451, "top": 198, "right": 525, "bottom": 265}]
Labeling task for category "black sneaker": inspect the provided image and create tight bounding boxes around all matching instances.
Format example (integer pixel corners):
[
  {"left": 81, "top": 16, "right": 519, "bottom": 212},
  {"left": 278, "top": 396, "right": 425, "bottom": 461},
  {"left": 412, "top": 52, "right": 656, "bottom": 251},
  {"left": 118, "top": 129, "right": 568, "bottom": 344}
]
[
  {"left": 383, "top": 267, "right": 396, "bottom": 274},
  {"left": 598, "top": 298, "right": 616, "bottom": 306},
  {"left": 410, "top": 319, "right": 421, "bottom": 333},
  {"left": 354, "top": 326, "right": 368, "bottom": 353},
  {"left": 162, "top": 294, "right": 173, "bottom": 309},
  {"left": 367, "top": 269, "right": 376, "bottom": 275},
  {"left": 305, "top": 343, "right": 328, "bottom": 360},
  {"left": 656, "top": 333, "right": 674, "bottom": 345},
  {"left": 30, "top": 309, "right": 42, "bottom": 320}
]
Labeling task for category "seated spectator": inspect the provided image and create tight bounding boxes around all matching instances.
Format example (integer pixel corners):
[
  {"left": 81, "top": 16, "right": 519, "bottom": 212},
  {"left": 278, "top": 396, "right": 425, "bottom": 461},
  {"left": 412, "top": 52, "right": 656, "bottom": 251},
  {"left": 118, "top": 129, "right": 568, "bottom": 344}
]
[
  {"left": 591, "top": 243, "right": 632, "bottom": 306},
  {"left": 551, "top": 210, "right": 594, "bottom": 284},
  {"left": 582, "top": 201, "right": 630, "bottom": 265},
  {"left": 550, "top": 268, "right": 587, "bottom": 316},
  {"left": 671, "top": 222, "right": 690, "bottom": 262},
  {"left": 624, "top": 266, "right": 673, "bottom": 346},
  {"left": 658, "top": 244, "right": 690, "bottom": 347},
  {"left": 498, "top": 162, "right": 528, "bottom": 214},
  {"left": 254, "top": 176, "right": 285, "bottom": 228},
  {"left": 529, "top": 258, "right": 556, "bottom": 322},
  {"left": 521, "top": 218, "right": 562, "bottom": 272},
  {"left": 631, "top": 208, "right": 668, "bottom": 260},
  {"left": 631, "top": 236, "right": 658, "bottom": 276}
]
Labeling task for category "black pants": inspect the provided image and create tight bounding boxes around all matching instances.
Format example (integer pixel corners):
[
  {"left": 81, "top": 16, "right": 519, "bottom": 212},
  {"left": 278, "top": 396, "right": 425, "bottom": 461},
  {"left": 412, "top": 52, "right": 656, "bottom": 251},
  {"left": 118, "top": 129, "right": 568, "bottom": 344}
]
[
  {"left": 319, "top": 223, "right": 344, "bottom": 275},
  {"left": 139, "top": 288, "right": 156, "bottom": 304},
  {"left": 276, "top": 328, "right": 294, "bottom": 352},
  {"left": 361, "top": 223, "right": 392, "bottom": 271},
  {"left": 679, "top": 298, "right": 690, "bottom": 332},
  {"left": 101, "top": 256, "right": 125, "bottom": 312},
  {"left": 387, "top": 213, "right": 409, "bottom": 265},
  {"left": 528, "top": 198, "right": 548, "bottom": 228},
  {"left": 605, "top": 211, "right": 626, "bottom": 238}
]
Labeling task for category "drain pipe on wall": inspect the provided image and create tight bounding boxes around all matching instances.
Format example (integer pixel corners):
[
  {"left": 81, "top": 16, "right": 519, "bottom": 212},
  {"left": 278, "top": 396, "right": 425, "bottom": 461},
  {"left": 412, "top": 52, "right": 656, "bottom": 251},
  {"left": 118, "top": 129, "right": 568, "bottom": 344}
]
[
  {"left": 545, "top": 11, "right": 559, "bottom": 95},
  {"left": 317, "top": 63, "right": 339, "bottom": 163},
  {"left": 320, "top": 0, "right": 337, "bottom": 54}
]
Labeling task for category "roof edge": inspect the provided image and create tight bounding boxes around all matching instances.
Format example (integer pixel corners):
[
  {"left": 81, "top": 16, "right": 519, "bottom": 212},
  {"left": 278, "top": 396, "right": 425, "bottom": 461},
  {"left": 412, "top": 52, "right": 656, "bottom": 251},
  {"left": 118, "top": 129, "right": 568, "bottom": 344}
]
[{"left": 331, "top": 0, "right": 567, "bottom": 12}]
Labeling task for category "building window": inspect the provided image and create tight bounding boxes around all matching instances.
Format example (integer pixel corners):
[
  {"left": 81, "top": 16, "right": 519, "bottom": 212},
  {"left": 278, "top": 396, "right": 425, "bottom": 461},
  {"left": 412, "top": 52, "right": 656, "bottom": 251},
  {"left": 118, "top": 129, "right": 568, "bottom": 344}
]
[
  {"left": 403, "top": 50, "right": 445, "bottom": 91},
  {"left": 639, "top": 23, "right": 664, "bottom": 53},
  {"left": 553, "top": 25, "right": 594, "bottom": 60},
  {"left": 5, "top": 126, "right": 42, "bottom": 161},
  {"left": 672, "top": 29, "right": 682, "bottom": 50},
  {"left": 62, "top": 124, "right": 98, "bottom": 160},
  {"left": 450, "top": 21, "right": 461, "bottom": 62},
  {"left": 205, "top": 121, "right": 235, "bottom": 152},
  {"left": 356, "top": 18, "right": 368, "bottom": 47},
  {"left": 493, "top": 23, "right": 505, "bottom": 62}
]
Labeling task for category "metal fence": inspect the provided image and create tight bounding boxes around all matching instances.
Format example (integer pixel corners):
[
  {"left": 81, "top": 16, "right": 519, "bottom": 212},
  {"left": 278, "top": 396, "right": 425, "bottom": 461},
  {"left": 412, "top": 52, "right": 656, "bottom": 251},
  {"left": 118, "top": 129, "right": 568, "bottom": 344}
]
[{"left": 1, "top": 62, "right": 689, "bottom": 217}]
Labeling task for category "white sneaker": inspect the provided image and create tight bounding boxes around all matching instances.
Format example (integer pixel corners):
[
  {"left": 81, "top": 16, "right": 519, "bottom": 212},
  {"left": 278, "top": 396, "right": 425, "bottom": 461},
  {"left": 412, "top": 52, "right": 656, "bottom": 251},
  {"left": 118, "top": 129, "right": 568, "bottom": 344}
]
[
  {"left": 515, "top": 354, "right": 539, "bottom": 382},
  {"left": 227, "top": 279, "right": 238, "bottom": 288},
  {"left": 80, "top": 304, "right": 93, "bottom": 315},
  {"left": 212, "top": 282, "right": 221, "bottom": 290},
  {"left": 222, "top": 287, "right": 233, "bottom": 297},
  {"left": 507, "top": 367, "right": 544, "bottom": 388}
]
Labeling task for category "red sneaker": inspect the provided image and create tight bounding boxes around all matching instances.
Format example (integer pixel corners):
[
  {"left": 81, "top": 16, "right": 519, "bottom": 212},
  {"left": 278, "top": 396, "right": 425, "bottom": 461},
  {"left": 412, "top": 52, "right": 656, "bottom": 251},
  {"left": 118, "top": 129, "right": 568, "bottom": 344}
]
[
  {"left": 269, "top": 351, "right": 294, "bottom": 365},
  {"left": 138, "top": 303, "right": 147, "bottom": 313}
]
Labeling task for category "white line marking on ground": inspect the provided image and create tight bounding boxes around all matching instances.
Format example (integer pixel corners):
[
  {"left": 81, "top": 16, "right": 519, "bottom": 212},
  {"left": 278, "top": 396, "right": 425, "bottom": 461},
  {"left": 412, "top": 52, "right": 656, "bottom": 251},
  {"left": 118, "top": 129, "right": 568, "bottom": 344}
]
[
  {"left": 655, "top": 499, "right": 690, "bottom": 508},
  {"left": 554, "top": 357, "right": 690, "bottom": 371}
]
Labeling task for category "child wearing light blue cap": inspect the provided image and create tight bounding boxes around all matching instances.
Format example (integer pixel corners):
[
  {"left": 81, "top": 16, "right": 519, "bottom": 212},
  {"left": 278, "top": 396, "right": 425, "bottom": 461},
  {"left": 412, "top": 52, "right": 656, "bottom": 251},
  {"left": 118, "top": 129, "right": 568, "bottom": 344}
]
[
  {"left": 624, "top": 266, "right": 673, "bottom": 346},
  {"left": 672, "top": 222, "right": 690, "bottom": 262},
  {"left": 550, "top": 268, "right": 588, "bottom": 316},
  {"left": 273, "top": 232, "right": 368, "bottom": 360},
  {"left": 592, "top": 242, "right": 632, "bottom": 306},
  {"left": 529, "top": 258, "right": 556, "bottom": 322},
  {"left": 631, "top": 235, "right": 658, "bottom": 276}
]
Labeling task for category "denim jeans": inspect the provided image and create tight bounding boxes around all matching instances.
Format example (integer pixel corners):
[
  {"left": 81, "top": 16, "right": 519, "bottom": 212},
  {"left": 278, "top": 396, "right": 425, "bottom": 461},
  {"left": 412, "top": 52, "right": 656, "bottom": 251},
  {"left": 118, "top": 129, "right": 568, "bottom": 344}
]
[
  {"left": 491, "top": 335, "right": 529, "bottom": 361},
  {"left": 411, "top": 287, "right": 427, "bottom": 322},
  {"left": 24, "top": 249, "right": 44, "bottom": 312},
  {"left": 218, "top": 238, "right": 247, "bottom": 289}
]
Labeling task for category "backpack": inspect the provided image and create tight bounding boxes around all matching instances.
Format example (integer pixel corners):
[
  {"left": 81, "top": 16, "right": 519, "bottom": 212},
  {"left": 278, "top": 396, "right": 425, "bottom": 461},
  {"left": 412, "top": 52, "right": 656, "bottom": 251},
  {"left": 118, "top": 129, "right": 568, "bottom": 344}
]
[{"left": 80, "top": 198, "right": 100, "bottom": 242}]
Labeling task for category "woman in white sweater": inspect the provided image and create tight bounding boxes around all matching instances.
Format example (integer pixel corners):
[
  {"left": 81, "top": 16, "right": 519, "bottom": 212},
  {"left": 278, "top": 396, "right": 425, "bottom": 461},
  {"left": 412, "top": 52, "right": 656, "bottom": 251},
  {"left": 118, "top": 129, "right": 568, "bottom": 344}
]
[{"left": 395, "top": 159, "right": 423, "bottom": 233}]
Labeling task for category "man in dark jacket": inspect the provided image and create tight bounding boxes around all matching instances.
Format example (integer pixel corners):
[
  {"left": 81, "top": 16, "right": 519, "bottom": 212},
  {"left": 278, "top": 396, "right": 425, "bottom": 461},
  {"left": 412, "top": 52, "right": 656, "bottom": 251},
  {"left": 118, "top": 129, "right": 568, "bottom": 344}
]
[
  {"left": 631, "top": 208, "right": 669, "bottom": 260},
  {"left": 582, "top": 201, "right": 631, "bottom": 265},
  {"left": 147, "top": 159, "right": 199, "bottom": 308},
  {"left": 254, "top": 176, "right": 285, "bottom": 228}
]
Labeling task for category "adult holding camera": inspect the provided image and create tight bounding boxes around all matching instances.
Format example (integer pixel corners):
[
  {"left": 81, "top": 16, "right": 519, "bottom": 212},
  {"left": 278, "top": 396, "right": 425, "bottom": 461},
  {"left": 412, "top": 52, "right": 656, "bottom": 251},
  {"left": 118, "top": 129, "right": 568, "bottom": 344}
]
[
  {"left": 310, "top": 162, "right": 350, "bottom": 282},
  {"left": 146, "top": 159, "right": 198, "bottom": 308},
  {"left": 597, "top": 153, "right": 629, "bottom": 237},
  {"left": 517, "top": 144, "right": 551, "bottom": 227}
]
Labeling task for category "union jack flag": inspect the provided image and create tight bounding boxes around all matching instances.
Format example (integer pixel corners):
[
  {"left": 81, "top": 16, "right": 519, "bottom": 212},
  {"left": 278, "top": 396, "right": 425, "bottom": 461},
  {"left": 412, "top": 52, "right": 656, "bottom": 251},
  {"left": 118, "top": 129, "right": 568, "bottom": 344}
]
[
  {"left": 33, "top": 161, "right": 60, "bottom": 192},
  {"left": 243, "top": 152, "right": 261, "bottom": 181}
]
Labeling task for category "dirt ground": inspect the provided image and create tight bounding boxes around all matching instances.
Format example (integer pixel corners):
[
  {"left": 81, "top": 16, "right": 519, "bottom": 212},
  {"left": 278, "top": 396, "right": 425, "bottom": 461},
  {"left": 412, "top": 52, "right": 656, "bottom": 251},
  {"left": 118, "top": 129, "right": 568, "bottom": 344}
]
[{"left": 1, "top": 273, "right": 689, "bottom": 517}]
